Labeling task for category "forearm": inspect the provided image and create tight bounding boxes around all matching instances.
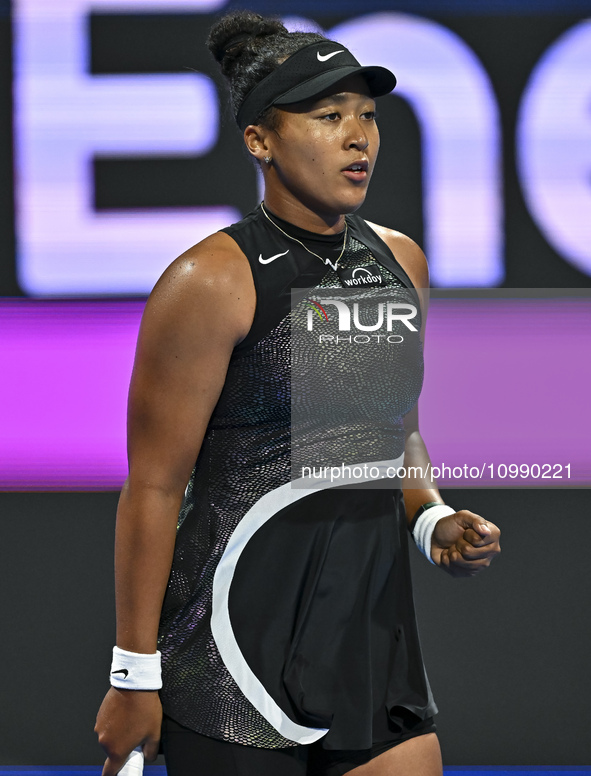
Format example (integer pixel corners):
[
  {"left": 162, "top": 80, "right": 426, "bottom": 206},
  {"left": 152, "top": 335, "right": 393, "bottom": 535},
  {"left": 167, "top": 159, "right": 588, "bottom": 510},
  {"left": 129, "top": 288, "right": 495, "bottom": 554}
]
[
  {"left": 402, "top": 429, "right": 443, "bottom": 526},
  {"left": 114, "top": 478, "right": 184, "bottom": 653}
]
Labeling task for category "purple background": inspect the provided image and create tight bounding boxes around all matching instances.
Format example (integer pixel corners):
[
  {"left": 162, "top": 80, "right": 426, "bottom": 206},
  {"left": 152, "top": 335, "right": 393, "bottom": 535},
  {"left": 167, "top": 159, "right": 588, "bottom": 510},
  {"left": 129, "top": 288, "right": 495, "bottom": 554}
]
[
  {"left": 1, "top": 296, "right": 588, "bottom": 490},
  {"left": 420, "top": 297, "right": 591, "bottom": 486},
  {"left": 0, "top": 300, "right": 142, "bottom": 489}
]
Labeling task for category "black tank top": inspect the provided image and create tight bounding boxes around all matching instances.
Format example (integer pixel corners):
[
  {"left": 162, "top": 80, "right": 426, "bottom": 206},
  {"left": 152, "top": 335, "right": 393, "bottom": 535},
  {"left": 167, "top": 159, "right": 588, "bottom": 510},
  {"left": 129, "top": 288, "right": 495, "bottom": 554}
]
[
  {"left": 231, "top": 205, "right": 418, "bottom": 350},
  {"left": 157, "top": 205, "right": 435, "bottom": 751}
]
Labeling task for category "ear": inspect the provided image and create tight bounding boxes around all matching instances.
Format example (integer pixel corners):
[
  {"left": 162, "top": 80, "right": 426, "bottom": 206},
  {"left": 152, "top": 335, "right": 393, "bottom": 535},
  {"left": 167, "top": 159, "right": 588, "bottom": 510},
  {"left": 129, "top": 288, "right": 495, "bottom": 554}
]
[{"left": 244, "top": 124, "right": 272, "bottom": 164}]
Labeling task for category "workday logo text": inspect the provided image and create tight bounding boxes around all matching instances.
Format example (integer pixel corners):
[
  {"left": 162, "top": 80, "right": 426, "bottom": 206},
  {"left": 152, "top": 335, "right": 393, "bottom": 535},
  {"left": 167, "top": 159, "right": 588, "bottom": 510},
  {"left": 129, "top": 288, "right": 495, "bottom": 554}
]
[{"left": 341, "top": 267, "right": 384, "bottom": 287}]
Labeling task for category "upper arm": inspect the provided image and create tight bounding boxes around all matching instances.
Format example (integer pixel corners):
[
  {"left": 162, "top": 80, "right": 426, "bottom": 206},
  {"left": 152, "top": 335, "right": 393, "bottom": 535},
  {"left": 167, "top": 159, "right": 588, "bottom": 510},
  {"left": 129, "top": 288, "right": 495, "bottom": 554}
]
[
  {"left": 365, "top": 222, "right": 430, "bottom": 438},
  {"left": 126, "top": 232, "right": 256, "bottom": 495}
]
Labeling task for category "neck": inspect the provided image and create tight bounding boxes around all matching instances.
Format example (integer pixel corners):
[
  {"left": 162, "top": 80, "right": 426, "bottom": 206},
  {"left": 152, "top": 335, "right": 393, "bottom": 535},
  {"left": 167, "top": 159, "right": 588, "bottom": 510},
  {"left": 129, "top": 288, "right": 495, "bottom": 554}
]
[
  {"left": 262, "top": 192, "right": 346, "bottom": 235},
  {"left": 261, "top": 203, "right": 346, "bottom": 247}
]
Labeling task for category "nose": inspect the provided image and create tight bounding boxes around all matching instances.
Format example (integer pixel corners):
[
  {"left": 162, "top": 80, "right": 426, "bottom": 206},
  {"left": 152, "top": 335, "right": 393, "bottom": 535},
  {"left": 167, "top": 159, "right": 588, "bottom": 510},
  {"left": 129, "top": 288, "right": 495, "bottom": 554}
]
[{"left": 346, "top": 120, "right": 369, "bottom": 151}]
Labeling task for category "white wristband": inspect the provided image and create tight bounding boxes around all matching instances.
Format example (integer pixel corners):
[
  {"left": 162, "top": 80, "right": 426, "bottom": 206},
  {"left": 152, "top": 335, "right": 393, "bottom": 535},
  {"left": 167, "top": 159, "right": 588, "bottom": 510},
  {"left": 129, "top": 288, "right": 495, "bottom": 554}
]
[
  {"left": 110, "top": 646, "right": 162, "bottom": 690},
  {"left": 412, "top": 504, "right": 456, "bottom": 564}
]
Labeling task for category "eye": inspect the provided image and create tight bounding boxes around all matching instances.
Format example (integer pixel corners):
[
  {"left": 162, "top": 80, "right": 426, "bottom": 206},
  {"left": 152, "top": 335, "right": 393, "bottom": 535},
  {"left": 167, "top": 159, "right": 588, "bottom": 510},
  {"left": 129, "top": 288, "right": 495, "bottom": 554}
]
[
  {"left": 362, "top": 110, "right": 377, "bottom": 121},
  {"left": 320, "top": 112, "right": 340, "bottom": 121}
]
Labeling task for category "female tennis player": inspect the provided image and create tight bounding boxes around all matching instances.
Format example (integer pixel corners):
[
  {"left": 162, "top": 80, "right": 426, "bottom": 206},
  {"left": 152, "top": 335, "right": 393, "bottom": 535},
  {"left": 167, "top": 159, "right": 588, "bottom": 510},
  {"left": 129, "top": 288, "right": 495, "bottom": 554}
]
[{"left": 95, "top": 11, "right": 500, "bottom": 776}]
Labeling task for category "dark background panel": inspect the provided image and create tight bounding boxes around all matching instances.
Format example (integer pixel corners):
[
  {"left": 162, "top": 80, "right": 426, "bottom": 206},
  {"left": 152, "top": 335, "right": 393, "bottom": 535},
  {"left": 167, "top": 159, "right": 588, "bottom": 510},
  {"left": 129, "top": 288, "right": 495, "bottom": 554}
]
[
  {"left": 411, "top": 487, "right": 591, "bottom": 767},
  {"left": 1, "top": 489, "right": 590, "bottom": 765},
  {"left": 0, "top": 494, "right": 118, "bottom": 766}
]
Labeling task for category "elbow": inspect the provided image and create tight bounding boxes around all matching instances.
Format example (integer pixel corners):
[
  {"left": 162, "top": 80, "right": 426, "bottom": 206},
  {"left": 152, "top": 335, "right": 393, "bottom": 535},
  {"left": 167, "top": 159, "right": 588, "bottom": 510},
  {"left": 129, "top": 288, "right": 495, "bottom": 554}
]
[{"left": 122, "top": 470, "right": 191, "bottom": 511}]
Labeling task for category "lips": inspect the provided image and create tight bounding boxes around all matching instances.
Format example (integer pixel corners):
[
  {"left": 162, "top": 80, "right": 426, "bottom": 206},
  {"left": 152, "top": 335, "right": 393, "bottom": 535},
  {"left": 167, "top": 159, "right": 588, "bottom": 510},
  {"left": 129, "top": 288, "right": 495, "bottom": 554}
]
[{"left": 342, "top": 159, "right": 369, "bottom": 182}]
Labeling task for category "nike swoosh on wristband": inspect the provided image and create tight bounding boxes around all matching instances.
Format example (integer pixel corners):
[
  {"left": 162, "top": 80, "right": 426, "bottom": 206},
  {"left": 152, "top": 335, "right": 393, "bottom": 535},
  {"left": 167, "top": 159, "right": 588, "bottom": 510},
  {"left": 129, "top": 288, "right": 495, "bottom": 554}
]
[
  {"left": 258, "top": 250, "right": 290, "bottom": 264},
  {"left": 111, "top": 669, "right": 129, "bottom": 677},
  {"left": 317, "top": 50, "right": 344, "bottom": 62}
]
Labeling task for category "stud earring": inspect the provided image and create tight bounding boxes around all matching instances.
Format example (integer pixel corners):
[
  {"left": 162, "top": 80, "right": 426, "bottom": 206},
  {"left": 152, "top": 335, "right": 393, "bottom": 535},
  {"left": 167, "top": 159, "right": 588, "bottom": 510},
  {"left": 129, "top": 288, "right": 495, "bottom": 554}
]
[{"left": 264, "top": 156, "right": 272, "bottom": 164}]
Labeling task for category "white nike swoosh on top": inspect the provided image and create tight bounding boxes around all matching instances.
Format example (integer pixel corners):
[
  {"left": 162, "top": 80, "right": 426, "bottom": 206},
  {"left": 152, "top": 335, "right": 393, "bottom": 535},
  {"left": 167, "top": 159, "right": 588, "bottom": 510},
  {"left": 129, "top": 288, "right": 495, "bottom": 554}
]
[
  {"left": 317, "top": 50, "right": 344, "bottom": 62},
  {"left": 258, "top": 249, "right": 290, "bottom": 264}
]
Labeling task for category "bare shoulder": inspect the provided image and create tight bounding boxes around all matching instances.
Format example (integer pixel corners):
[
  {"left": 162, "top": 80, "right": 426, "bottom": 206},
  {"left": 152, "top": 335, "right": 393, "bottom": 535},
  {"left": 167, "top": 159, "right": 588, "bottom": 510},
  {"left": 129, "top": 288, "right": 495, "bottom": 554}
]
[
  {"left": 145, "top": 231, "right": 256, "bottom": 345},
  {"left": 364, "top": 221, "right": 429, "bottom": 290},
  {"left": 152, "top": 231, "right": 253, "bottom": 305}
]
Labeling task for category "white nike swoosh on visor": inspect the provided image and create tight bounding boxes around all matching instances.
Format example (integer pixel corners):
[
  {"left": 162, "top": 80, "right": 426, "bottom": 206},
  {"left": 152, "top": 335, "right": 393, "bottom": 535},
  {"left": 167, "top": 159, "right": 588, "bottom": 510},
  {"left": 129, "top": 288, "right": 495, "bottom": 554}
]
[
  {"left": 258, "top": 250, "right": 290, "bottom": 264},
  {"left": 317, "top": 50, "right": 344, "bottom": 62}
]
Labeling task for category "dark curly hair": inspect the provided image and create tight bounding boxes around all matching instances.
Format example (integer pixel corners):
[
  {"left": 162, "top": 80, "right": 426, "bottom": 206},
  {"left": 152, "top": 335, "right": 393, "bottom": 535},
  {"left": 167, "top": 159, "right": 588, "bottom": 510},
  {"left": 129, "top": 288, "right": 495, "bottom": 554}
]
[{"left": 206, "top": 11, "right": 325, "bottom": 130}]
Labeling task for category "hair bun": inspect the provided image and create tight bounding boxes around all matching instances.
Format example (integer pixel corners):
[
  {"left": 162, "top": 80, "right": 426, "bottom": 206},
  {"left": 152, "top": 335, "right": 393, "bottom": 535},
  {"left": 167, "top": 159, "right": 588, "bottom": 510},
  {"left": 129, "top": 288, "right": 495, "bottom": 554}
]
[
  {"left": 206, "top": 11, "right": 325, "bottom": 123},
  {"left": 207, "top": 11, "right": 286, "bottom": 65}
]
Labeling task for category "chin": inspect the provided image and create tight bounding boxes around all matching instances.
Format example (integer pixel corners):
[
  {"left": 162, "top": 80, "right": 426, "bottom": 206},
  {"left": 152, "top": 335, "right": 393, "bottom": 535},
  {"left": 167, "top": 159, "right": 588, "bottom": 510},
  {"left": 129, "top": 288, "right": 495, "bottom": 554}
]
[
  {"left": 303, "top": 185, "right": 368, "bottom": 219},
  {"left": 339, "top": 191, "right": 369, "bottom": 214}
]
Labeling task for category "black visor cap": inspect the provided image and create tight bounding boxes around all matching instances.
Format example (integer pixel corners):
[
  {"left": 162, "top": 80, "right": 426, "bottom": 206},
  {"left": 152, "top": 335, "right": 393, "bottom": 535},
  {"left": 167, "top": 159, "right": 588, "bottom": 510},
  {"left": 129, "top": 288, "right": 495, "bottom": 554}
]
[{"left": 236, "top": 40, "right": 396, "bottom": 130}]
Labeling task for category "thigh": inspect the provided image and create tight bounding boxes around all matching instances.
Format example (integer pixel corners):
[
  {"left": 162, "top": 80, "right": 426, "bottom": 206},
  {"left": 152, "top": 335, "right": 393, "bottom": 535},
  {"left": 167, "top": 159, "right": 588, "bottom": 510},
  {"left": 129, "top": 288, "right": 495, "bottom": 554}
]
[
  {"left": 348, "top": 732, "right": 443, "bottom": 776},
  {"left": 162, "top": 716, "right": 308, "bottom": 776}
]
